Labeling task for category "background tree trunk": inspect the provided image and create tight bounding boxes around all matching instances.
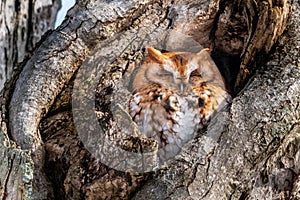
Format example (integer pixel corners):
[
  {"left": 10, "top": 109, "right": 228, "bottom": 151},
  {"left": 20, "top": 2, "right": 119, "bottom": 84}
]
[
  {"left": 0, "top": 0, "right": 60, "bottom": 199},
  {"left": 0, "top": 0, "right": 61, "bottom": 89},
  {"left": 1, "top": 0, "right": 299, "bottom": 199}
]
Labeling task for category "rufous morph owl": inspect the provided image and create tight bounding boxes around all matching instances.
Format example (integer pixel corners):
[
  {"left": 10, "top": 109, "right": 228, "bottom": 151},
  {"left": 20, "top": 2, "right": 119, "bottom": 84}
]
[{"left": 129, "top": 47, "right": 231, "bottom": 161}]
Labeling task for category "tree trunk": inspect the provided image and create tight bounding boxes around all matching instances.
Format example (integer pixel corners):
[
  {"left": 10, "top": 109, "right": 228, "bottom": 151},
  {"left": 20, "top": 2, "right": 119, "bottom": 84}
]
[
  {"left": 0, "top": 0, "right": 60, "bottom": 199},
  {"left": 0, "top": 0, "right": 61, "bottom": 89},
  {"left": 1, "top": 0, "right": 299, "bottom": 199}
]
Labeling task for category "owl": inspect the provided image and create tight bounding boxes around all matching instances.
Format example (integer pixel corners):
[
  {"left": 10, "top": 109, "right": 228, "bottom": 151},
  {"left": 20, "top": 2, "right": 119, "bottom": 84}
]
[{"left": 129, "top": 47, "right": 231, "bottom": 161}]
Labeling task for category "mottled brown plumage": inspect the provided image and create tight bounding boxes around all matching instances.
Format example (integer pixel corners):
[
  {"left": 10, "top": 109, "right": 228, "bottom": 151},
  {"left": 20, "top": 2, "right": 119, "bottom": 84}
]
[{"left": 129, "top": 47, "right": 231, "bottom": 160}]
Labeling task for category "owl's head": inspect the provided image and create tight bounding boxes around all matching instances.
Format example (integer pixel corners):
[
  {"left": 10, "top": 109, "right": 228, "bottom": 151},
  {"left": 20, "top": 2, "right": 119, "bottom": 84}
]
[{"left": 132, "top": 47, "right": 226, "bottom": 93}]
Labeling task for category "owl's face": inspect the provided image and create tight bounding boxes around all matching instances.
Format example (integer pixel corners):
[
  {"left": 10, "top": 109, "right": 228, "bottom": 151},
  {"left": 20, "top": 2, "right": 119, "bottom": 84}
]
[{"left": 132, "top": 47, "right": 225, "bottom": 94}]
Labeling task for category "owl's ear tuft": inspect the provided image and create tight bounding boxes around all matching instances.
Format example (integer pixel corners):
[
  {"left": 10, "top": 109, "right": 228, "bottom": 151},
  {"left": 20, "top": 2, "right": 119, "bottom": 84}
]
[
  {"left": 197, "top": 48, "right": 210, "bottom": 56},
  {"left": 147, "top": 47, "right": 166, "bottom": 64},
  {"left": 195, "top": 48, "right": 211, "bottom": 61}
]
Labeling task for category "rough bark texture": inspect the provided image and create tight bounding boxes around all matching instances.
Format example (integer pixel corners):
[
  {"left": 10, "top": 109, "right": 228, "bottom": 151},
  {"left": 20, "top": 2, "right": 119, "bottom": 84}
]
[
  {"left": 0, "top": 0, "right": 60, "bottom": 199},
  {"left": 0, "top": 0, "right": 61, "bottom": 89},
  {"left": 0, "top": 0, "right": 298, "bottom": 199}
]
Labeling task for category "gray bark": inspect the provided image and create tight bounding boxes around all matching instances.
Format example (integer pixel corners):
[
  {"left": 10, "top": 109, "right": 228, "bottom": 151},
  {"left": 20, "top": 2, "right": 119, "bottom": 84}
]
[
  {"left": 0, "top": 0, "right": 61, "bottom": 89},
  {"left": 0, "top": 0, "right": 60, "bottom": 199},
  {"left": 1, "top": 0, "right": 299, "bottom": 199}
]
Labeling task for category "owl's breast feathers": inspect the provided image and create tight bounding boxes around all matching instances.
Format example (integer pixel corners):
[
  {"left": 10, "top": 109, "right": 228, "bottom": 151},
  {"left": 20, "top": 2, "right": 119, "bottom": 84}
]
[{"left": 129, "top": 83, "right": 231, "bottom": 149}]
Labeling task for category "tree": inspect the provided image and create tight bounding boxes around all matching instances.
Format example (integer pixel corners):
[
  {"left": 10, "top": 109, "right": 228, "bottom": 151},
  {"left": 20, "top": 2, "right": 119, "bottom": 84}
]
[
  {"left": 0, "top": 0, "right": 61, "bottom": 89},
  {"left": 1, "top": 0, "right": 299, "bottom": 199},
  {"left": 0, "top": 0, "right": 60, "bottom": 199}
]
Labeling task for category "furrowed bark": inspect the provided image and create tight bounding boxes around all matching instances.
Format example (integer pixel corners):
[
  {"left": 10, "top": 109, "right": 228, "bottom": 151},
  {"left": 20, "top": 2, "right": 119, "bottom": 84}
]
[
  {"left": 0, "top": 0, "right": 61, "bottom": 89},
  {"left": 7, "top": 1, "right": 154, "bottom": 198},
  {"left": 0, "top": 0, "right": 60, "bottom": 199}
]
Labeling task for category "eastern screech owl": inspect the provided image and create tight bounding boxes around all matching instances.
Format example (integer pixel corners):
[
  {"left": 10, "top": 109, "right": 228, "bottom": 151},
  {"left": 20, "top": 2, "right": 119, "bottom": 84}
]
[{"left": 129, "top": 47, "right": 231, "bottom": 160}]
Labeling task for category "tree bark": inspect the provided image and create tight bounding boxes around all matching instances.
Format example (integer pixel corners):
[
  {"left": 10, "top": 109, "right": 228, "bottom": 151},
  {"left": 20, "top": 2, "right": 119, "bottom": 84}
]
[
  {"left": 0, "top": 0, "right": 60, "bottom": 199},
  {"left": 0, "top": 0, "right": 61, "bottom": 89},
  {"left": 1, "top": 0, "right": 299, "bottom": 199}
]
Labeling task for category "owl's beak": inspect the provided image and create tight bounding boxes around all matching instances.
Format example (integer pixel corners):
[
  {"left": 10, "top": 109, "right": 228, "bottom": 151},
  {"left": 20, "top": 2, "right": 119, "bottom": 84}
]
[
  {"left": 175, "top": 78, "right": 188, "bottom": 93},
  {"left": 179, "top": 83, "right": 186, "bottom": 92},
  {"left": 174, "top": 75, "right": 189, "bottom": 93}
]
